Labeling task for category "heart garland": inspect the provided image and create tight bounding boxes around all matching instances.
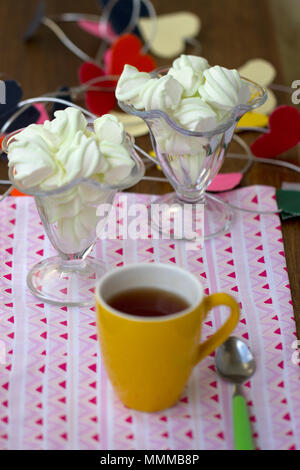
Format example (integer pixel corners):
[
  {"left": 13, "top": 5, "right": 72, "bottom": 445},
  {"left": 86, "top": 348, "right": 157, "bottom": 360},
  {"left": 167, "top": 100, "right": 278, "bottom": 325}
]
[{"left": 6, "top": 0, "right": 300, "bottom": 210}]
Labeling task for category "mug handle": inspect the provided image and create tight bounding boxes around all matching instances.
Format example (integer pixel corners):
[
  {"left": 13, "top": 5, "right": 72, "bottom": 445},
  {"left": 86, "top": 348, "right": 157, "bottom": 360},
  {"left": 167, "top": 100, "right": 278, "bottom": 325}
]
[{"left": 195, "top": 293, "right": 240, "bottom": 363}]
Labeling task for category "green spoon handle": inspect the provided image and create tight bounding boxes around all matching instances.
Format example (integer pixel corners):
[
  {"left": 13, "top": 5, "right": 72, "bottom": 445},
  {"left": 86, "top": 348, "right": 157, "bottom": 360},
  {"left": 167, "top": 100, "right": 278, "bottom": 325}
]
[{"left": 233, "top": 393, "right": 254, "bottom": 450}]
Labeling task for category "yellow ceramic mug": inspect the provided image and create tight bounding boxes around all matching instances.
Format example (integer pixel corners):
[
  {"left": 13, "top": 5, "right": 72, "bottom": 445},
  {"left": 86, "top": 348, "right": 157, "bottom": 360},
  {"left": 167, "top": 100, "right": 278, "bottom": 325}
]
[{"left": 95, "top": 263, "right": 239, "bottom": 412}]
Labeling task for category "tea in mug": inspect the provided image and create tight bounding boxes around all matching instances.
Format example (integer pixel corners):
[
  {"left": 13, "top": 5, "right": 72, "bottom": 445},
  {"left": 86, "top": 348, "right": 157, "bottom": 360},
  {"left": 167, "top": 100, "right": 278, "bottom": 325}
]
[{"left": 107, "top": 287, "right": 189, "bottom": 318}]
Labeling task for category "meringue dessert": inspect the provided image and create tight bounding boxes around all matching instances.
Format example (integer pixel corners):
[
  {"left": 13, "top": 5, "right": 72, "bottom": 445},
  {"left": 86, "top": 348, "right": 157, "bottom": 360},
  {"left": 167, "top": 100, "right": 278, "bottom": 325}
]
[
  {"left": 116, "top": 55, "right": 250, "bottom": 127},
  {"left": 8, "top": 107, "right": 134, "bottom": 189},
  {"left": 116, "top": 55, "right": 250, "bottom": 145},
  {"left": 116, "top": 55, "right": 250, "bottom": 173},
  {"left": 7, "top": 108, "right": 135, "bottom": 252}
]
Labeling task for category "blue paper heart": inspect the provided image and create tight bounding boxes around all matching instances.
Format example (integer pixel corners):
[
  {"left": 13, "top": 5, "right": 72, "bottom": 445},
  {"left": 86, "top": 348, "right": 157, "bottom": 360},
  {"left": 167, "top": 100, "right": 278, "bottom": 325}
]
[
  {"left": 0, "top": 80, "right": 40, "bottom": 133},
  {"left": 52, "top": 86, "right": 73, "bottom": 114},
  {"left": 0, "top": 80, "right": 22, "bottom": 116},
  {"left": 98, "top": 0, "right": 149, "bottom": 36}
]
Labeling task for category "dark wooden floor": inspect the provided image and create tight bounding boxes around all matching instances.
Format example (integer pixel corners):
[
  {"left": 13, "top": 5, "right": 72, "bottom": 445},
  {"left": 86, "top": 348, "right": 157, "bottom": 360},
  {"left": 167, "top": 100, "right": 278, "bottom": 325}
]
[{"left": 0, "top": 0, "right": 299, "bottom": 335}]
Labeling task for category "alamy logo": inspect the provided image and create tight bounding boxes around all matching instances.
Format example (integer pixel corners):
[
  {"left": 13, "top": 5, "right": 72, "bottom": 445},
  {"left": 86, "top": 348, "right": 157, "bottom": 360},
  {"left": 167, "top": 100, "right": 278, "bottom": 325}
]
[
  {"left": 291, "top": 340, "right": 300, "bottom": 366},
  {"left": 0, "top": 339, "right": 6, "bottom": 366},
  {"left": 96, "top": 195, "right": 204, "bottom": 251},
  {"left": 291, "top": 80, "right": 300, "bottom": 105},
  {"left": 0, "top": 80, "right": 5, "bottom": 104}
]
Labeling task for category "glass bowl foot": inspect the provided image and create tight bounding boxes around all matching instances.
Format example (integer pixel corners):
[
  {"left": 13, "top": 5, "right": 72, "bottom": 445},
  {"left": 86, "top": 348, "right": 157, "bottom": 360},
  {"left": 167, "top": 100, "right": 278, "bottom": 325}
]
[
  {"left": 27, "top": 256, "right": 107, "bottom": 307},
  {"left": 203, "top": 193, "right": 234, "bottom": 239},
  {"left": 150, "top": 192, "right": 233, "bottom": 241}
]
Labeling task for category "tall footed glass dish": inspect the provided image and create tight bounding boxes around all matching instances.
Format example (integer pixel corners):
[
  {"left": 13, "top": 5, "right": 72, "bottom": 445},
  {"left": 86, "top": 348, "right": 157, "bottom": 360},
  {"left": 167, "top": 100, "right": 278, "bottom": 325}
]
[
  {"left": 2, "top": 131, "right": 144, "bottom": 307},
  {"left": 119, "top": 76, "right": 267, "bottom": 239}
]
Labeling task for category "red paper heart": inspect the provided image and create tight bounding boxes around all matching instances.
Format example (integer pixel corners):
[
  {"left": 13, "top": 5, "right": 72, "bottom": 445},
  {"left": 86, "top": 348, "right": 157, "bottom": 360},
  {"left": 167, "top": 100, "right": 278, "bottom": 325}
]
[
  {"left": 78, "top": 62, "right": 116, "bottom": 116},
  {"left": 108, "top": 33, "right": 156, "bottom": 75},
  {"left": 251, "top": 106, "right": 300, "bottom": 158}
]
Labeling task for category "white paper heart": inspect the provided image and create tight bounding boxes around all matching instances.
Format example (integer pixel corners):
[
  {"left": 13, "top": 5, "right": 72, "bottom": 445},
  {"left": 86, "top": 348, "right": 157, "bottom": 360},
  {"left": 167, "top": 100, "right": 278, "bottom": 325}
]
[
  {"left": 253, "top": 89, "right": 276, "bottom": 115},
  {"left": 138, "top": 12, "right": 201, "bottom": 58},
  {"left": 238, "top": 58, "right": 277, "bottom": 114},
  {"left": 110, "top": 111, "right": 148, "bottom": 137},
  {"left": 238, "top": 58, "right": 276, "bottom": 86}
]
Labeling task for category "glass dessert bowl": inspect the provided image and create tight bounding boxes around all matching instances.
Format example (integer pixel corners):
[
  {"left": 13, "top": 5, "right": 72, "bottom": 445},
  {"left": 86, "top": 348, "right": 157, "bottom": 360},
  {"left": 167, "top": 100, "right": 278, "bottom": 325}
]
[
  {"left": 2, "top": 131, "right": 145, "bottom": 307},
  {"left": 119, "top": 76, "right": 267, "bottom": 239}
]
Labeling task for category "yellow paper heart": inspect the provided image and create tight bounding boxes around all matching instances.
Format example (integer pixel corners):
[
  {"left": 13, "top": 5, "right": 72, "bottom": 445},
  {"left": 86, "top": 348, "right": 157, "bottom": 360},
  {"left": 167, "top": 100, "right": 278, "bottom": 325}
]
[
  {"left": 236, "top": 112, "right": 269, "bottom": 130},
  {"left": 110, "top": 111, "right": 148, "bottom": 137},
  {"left": 138, "top": 12, "right": 201, "bottom": 58},
  {"left": 238, "top": 58, "right": 277, "bottom": 115}
]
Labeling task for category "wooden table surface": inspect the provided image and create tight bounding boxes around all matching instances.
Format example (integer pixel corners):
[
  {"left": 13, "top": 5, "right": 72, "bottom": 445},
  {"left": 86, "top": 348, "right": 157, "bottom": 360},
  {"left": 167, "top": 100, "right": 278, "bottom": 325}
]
[{"left": 0, "top": 0, "right": 299, "bottom": 335}]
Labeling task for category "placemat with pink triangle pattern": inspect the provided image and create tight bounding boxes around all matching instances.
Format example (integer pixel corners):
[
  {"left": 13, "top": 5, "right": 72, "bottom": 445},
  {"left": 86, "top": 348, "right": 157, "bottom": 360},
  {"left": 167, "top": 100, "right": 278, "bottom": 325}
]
[{"left": 0, "top": 185, "right": 299, "bottom": 450}]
